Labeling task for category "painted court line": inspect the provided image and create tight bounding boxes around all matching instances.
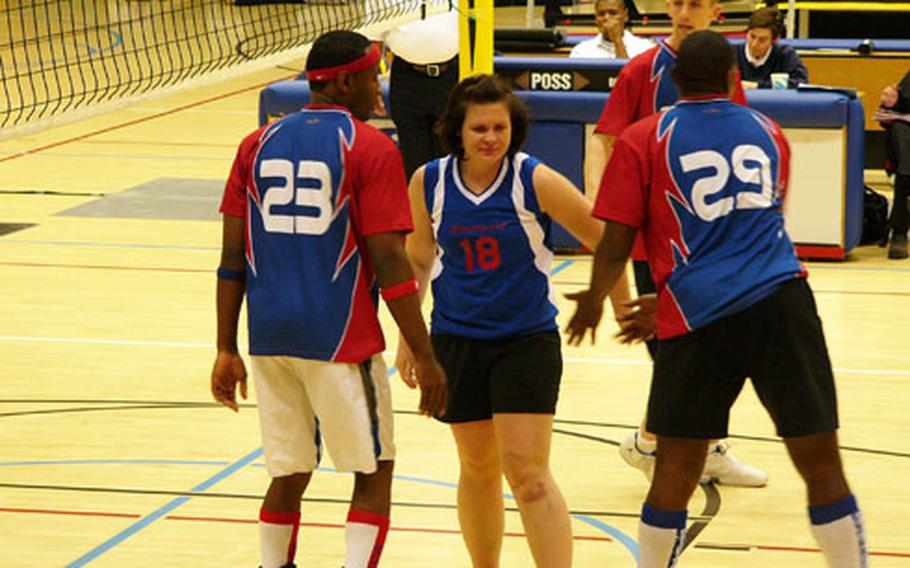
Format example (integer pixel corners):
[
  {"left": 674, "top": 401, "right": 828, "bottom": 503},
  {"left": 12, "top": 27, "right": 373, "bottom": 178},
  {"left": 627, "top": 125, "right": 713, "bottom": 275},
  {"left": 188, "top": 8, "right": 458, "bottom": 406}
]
[
  {"left": 8, "top": 506, "right": 909, "bottom": 559},
  {"left": 1, "top": 508, "right": 614, "bottom": 543},
  {"left": 0, "top": 336, "right": 212, "bottom": 349},
  {"left": 0, "top": 239, "right": 219, "bottom": 251},
  {"left": 65, "top": 447, "right": 262, "bottom": 567},
  {"left": 0, "top": 74, "right": 297, "bottom": 164},
  {"left": 2, "top": 335, "right": 909, "bottom": 378}
]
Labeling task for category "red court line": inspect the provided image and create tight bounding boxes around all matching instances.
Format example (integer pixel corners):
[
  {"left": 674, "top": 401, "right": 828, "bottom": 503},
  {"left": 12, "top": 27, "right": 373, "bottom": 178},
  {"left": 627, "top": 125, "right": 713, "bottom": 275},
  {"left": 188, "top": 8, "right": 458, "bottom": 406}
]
[
  {"left": 82, "top": 140, "right": 237, "bottom": 148},
  {"left": 7, "top": 507, "right": 907, "bottom": 557},
  {"left": 0, "top": 73, "right": 297, "bottom": 164},
  {"left": 0, "top": 507, "right": 611, "bottom": 543},
  {"left": 756, "top": 544, "right": 910, "bottom": 559},
  {"left": 0, "top": 507, "right": 139, "bottom": 519},
  {"left": 166, "top": 514, "right": 612, "bottom": 542}
]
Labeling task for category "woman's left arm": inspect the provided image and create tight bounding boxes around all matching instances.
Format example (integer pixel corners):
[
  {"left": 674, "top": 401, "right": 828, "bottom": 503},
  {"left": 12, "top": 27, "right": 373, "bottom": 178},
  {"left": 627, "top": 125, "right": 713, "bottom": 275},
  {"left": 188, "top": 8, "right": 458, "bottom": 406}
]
[{"left": 533, "top": 163, "right": 633, "bottom": 319}]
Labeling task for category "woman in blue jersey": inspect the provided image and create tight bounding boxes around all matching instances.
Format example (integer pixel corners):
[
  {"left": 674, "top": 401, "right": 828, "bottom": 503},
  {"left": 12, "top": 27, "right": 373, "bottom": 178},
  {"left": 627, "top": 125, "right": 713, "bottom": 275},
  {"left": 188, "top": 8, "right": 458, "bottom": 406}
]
[{"left": 395, "top": 74, "right": 630, "bottom": 567}]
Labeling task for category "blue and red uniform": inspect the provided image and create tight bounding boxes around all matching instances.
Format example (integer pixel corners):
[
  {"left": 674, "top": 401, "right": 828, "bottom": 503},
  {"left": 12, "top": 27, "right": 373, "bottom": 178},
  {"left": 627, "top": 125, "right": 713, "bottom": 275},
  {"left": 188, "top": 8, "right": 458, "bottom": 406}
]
[
  {"left": 594, "top": 96, "right": 805, "bottom": 339},
  {"left": 596, "top": 40, "right": 748, "bottom": 260},
  {"left": 220, "top": 105, "right": 412, "bottom": 362},
  {"left": 422, "top": 153, "right": 557, "bottom": 339}
]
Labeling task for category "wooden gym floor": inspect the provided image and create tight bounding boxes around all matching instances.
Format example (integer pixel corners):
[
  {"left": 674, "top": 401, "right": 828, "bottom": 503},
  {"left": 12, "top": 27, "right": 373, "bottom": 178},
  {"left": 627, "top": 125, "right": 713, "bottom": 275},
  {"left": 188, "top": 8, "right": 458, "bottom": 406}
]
[{"left": 1, "top": 43, "right": 909, "bottom": 568}]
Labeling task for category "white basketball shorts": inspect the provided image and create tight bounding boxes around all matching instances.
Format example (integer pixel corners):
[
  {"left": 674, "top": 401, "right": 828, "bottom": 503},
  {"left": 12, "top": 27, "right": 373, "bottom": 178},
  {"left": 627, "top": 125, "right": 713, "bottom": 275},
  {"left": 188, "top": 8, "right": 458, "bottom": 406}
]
[{"left": 251, "top": 354, "right": 395, "bottom": 477}]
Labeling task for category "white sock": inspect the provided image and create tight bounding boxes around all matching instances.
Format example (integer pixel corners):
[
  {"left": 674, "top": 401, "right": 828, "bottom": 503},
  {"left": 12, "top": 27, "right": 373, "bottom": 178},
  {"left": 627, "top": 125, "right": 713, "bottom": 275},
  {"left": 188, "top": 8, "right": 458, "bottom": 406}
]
[
  {"left": 259, "top": 509, "right": 300, "bottom": 568},
  {"left": 636, "top": 431, "right": 658, "bottom": 454},
  {"left": 638, "top": 503, "right": 687, "bottom": 567},
  {"left": 344, "top": 509, "right": 390, "bottom": 568},
  {"left": 809, "top": 495, "right": 868, "bottom": 567}
]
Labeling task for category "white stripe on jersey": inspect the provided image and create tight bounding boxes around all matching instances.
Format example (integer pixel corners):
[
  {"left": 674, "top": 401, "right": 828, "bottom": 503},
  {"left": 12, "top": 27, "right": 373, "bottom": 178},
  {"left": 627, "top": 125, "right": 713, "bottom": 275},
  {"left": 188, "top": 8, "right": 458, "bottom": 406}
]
[
  {"left": 429, "top": 157, "right": 448, "bottom": 282},
  {"left": 451, "top": 155, "right": 509, "bottom": 205},
  {"left": 509, "top": 153, "right": 557, "bottom": 311}
]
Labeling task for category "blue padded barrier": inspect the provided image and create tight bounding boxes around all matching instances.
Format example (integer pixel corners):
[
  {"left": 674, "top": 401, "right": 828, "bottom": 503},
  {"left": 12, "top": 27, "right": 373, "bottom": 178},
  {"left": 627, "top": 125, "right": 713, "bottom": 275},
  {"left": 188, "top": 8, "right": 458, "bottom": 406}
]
[
  {"left": 520, "top": 91, "right": 608, "bottom": 123},
  {"left": 845, "top": 97, "right": 865, "bottom": 252},
  {"left": 745, "top": 89, "right": 848, "bottom": 127},
  {"left": 258, "top": 77, "right": 864, "bottom": 256},
  {"left": 258, "top": 79, "right": 391, "bottom": 127},
  {"left": 258, "top": 76, "right": 851, "bottom": 128}
]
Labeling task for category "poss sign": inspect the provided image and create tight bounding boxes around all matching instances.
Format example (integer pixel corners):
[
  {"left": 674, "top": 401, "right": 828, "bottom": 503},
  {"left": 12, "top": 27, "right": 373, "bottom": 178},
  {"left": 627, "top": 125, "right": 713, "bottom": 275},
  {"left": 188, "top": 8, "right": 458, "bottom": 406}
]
[{"left": 500, "top": 68, "right": 620, "bottom": 91}]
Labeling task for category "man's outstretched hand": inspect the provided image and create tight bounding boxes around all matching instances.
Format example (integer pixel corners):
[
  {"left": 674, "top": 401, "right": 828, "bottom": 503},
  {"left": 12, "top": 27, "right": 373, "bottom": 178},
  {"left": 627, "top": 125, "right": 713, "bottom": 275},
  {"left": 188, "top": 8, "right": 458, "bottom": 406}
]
[
  {"left": 615, "top": 294, "right": 657, "bottom": 344},
  {"left": 565, "top": 289, "right": 605, "bottom": 346}
]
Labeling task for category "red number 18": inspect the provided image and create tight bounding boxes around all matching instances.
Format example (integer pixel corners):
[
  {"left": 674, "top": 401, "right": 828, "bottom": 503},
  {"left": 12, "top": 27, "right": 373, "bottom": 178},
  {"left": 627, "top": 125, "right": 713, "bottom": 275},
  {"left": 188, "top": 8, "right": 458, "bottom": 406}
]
[{"left": 459, "top": 236, "right": 501, "bottom": 272}]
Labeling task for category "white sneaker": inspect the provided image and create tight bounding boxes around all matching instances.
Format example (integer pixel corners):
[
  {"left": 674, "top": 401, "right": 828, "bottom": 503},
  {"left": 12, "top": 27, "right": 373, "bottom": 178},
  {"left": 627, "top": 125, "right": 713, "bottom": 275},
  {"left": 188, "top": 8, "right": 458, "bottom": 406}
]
[
  {"left": 701, "top": 443, "right": 769, "bottom": 487},
  {"left": 618, "top": 431, "right": 656, "bottom": 481}
]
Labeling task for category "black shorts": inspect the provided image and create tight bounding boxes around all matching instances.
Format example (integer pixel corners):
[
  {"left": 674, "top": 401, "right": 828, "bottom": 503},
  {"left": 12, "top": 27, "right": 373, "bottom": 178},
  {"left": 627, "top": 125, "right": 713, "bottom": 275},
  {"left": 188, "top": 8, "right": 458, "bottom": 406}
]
[
  {"left": 431, "top": 331, "right": 562, "bottom": 424},
  {"left": 646, "top": 278, "right": 839, "bottom": 439},
  {"left": 633, "top": 260, "right": 660, "bottom": 361}
]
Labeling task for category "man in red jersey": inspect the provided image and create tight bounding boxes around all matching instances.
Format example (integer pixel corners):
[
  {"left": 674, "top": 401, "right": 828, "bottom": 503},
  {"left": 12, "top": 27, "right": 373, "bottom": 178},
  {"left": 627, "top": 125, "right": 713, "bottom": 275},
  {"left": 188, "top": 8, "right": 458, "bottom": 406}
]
[
  {"left": 569, "top": 31, "right": 868, "bottom": 568},
  {"left": 583, "top": 0, "right": 767, "bottom": 488},
  {"left": 212, "top": 30, "right": 446, "bottom": 568}
]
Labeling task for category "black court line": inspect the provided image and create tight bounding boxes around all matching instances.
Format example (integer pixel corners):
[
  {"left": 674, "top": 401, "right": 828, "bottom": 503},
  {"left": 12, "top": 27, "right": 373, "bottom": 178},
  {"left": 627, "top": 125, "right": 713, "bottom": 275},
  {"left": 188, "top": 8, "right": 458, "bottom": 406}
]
[
  {"left": 9, "top": 399, "right": 909, "bottom": 560},
  {"left": 553, "top": 427, "right": 620, "bottom": 447},
  {"left": 0, "top": 189, "right": 106, "bottom": 197},
  {"left": 0, "top": 482, "right": 637, "bottom": 519},
  {"left": 684, "top": 483, "right": 721, "bottom": 548},
  {"left": 2, "top": 399, "right": 908, "bottom": 460},
  {"left": 0, "top": 404, "right": 214, "bottom": 419},
  {"left": 0, "top": 223, "right": 36, "bottom": 236},
  {"left": 694, "top": 542, "right": 752, "bottom": 552},
  {"left": 555, "top": 427, "right": 722, "bottom": 551},
  {"left": 554, "top": 279, "right": 910, "bottom": 298}
]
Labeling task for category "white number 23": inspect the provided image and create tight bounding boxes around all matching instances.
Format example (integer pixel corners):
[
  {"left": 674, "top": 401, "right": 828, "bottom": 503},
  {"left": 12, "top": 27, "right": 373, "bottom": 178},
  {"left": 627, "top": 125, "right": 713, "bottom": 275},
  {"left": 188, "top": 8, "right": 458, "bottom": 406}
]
[{"left": 260, "top": 159, "right": 333, "bottom": 235}]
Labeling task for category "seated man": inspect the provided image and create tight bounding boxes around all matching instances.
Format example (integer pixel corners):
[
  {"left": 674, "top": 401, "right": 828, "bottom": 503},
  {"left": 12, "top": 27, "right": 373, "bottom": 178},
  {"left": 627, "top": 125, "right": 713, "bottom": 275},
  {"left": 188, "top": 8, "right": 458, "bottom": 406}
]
[
  {"left": 736, "top": 7, "right": 808, "bottom": 89},
  {"left": 569, "top": 0, "right": 653, "bottom": 59},
  {"left": 880, "top": 70, "right": 910, "bottom": 259}
]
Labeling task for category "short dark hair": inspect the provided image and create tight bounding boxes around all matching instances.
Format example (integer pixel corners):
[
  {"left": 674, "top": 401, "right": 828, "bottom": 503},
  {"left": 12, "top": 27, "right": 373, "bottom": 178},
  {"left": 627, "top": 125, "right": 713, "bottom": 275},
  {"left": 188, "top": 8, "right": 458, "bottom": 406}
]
[
  {"left": 594, "top": 0, "right": 628, "bottom": 11},
  {"left": 748, "top": 7, "right": 784, "bottom": 39},
  {"left": 436, "top": 74, "right": 530, "bottom": 159},
  {"left": 672, "top": 30, "right": 734, "bottom": 96},
  {"left": 306, "top": 30, "right": 372, "bottom": 91}
]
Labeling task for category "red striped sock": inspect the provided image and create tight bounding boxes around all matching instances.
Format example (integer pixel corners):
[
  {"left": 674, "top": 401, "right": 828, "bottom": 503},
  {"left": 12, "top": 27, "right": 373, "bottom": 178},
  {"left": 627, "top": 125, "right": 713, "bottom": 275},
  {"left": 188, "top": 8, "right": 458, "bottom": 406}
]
[
  {"left": 345, "top": 509, "right": 390, "bottom": 568},
  {"left": 259, "top": 509, "right": 300, "bottom": 568}
]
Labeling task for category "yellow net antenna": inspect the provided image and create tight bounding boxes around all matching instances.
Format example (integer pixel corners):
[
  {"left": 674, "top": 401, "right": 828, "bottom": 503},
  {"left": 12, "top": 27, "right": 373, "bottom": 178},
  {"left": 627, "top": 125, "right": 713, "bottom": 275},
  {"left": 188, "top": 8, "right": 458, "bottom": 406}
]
[{"left": 458, "top": 0, "right": 494, "bottom": 79}]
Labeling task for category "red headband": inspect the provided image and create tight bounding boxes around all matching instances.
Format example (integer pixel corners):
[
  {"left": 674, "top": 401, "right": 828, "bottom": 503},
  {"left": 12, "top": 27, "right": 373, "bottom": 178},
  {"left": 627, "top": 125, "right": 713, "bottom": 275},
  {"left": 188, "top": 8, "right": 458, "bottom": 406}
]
[{"left": 306, "top": 44, "right": 381, "bottom": 82}]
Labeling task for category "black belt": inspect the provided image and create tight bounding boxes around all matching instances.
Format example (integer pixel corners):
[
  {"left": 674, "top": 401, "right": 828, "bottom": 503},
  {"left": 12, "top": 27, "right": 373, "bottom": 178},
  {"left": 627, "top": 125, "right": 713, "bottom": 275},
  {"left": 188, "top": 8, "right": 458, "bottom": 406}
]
[{"left": 402, "top": 57, "right": 457, "bottom": 78}]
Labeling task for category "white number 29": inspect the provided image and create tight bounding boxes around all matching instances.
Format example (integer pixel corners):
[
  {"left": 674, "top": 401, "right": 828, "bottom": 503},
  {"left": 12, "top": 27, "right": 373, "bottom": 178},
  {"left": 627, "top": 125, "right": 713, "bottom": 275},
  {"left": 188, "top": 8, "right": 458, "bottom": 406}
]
[
  {"left": 260, "top": 159, "right": 333, "bottom": 235},
  {"left": 679, "top": 144, "right": 773, "bottom": 222}
]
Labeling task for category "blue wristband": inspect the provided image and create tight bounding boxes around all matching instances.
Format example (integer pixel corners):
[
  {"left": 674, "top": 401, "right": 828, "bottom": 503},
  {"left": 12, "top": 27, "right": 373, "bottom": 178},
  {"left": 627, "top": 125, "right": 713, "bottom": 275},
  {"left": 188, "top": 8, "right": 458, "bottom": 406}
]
[{"left": 217, "top": 267, "right": 245, "bottom": 281}]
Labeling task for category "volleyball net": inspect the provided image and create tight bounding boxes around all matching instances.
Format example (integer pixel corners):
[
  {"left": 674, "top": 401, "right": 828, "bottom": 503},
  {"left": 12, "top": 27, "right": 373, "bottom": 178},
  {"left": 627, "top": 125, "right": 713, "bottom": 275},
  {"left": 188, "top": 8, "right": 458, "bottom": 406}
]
[{"left": 0, "top": 0, "right": 435, "bottom": 134}]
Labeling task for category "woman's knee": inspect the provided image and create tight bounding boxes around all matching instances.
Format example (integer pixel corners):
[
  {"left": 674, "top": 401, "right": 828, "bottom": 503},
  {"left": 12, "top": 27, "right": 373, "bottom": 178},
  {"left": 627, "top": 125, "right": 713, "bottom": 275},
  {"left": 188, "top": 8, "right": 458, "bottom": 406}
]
[
  {"left": 459, "top": 447, "right": 502, "bottom": 481},
  {"left": 500, "top": 452, "right": 550, "bottom": 504}
]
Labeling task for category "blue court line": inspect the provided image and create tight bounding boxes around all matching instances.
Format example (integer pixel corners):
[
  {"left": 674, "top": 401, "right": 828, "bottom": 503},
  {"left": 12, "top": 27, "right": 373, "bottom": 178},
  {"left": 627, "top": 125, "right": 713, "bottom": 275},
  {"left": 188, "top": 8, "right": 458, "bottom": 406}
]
[
  {"left": 306, "top": 468, "right": 637, "bottom": 558},
  {"left": 386, "top": 308, "right": 637, "bottom": 558},
  {"left": 7, "top": 456, "right": 638, "bottom": 562},
  {"left": 574, "top": 515, "right": 639, "bottom": 563},
  {"left": 65, "top": 447, "right": 262, "bottom": 567},
  {"left": 551, "top": 259, "right": 575, "bottom": 276}
]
